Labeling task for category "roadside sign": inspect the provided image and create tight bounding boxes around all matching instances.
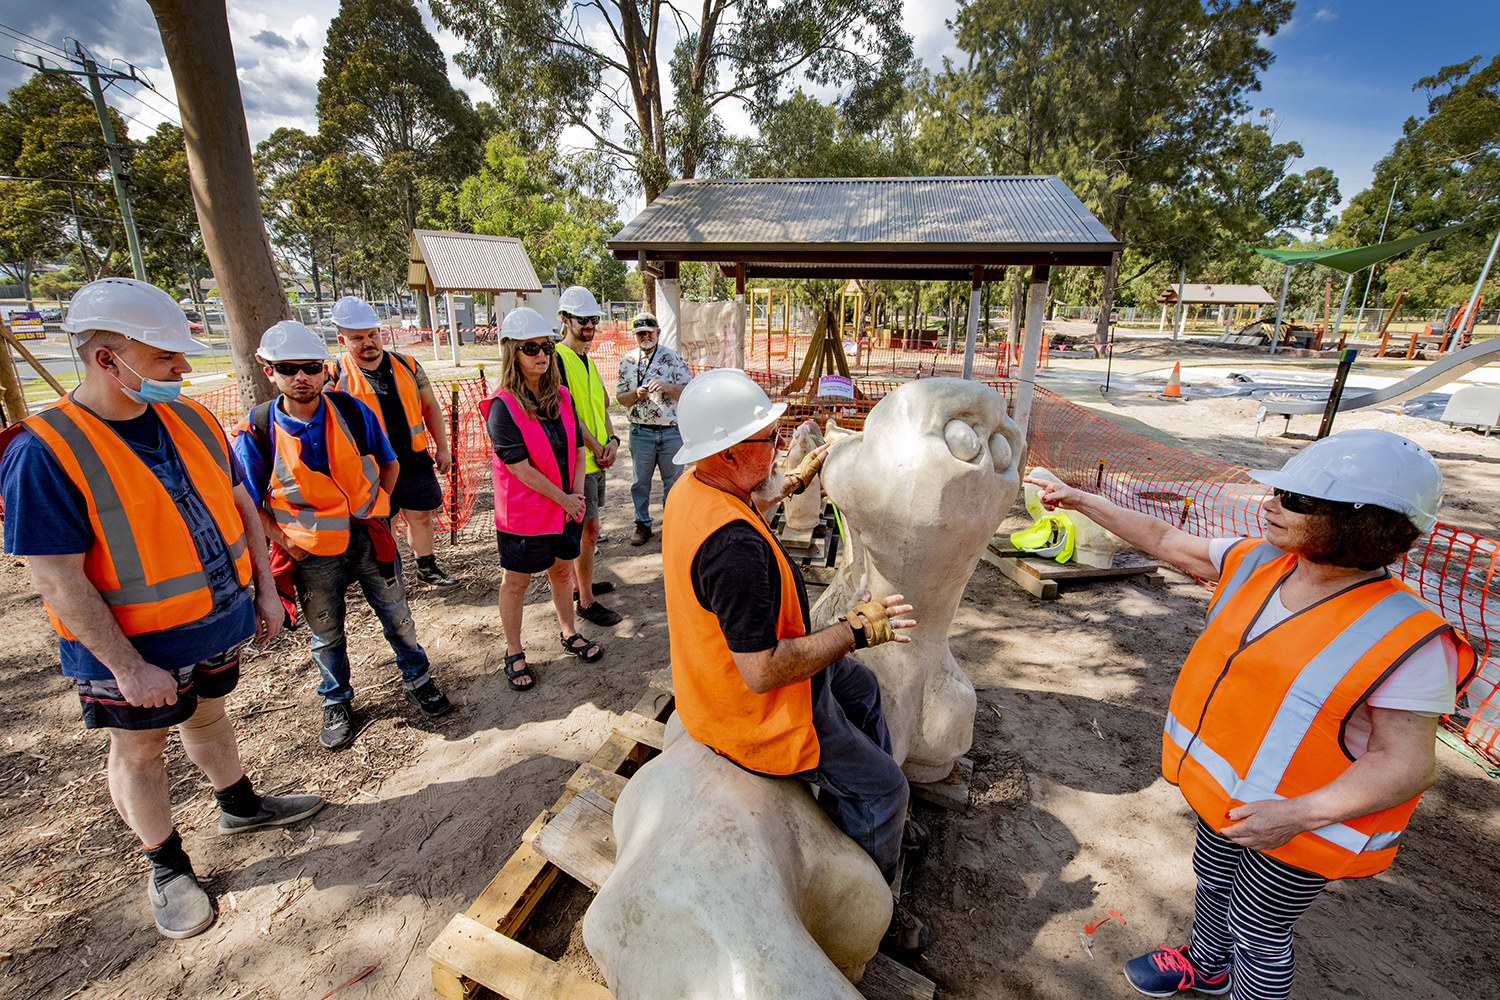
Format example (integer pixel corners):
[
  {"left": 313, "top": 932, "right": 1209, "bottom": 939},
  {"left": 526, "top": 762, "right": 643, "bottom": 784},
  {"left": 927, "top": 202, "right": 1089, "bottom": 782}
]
[{"left": 7, "top": 311, "right": 45, "bottom": 340}]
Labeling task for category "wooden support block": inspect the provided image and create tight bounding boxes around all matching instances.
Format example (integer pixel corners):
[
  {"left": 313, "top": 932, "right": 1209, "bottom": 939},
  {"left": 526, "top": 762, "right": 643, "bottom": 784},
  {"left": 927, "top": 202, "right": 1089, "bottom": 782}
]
[
  {"left": 533, "top": 788, "right": 618, "bottom": 892},
  {"left": 857, "top": 953, "right": 937, "bottom": 1000},
  {"left": 981, "top": 549, "right": 1057, "bottom": 600},
  {"left": 566, "top": 762, "right": 631, "bottom": 803},
  {"left": 588, "top": 730, "right": 646, "bottom": 775},
  {"left": 430, "top": 913, "right": 615, "bottom": 1000},
  {"left": 780, "top": 525, "right": 816, "bottom": 549},
  {"left": 910, "top": 757, "right": 973, "bottom": 812},
  {"left": 613, "top": 712, "right": 667, "bottom": 750},
  {"left": 629, "top": 683, "right": 674, "bottom": 723}
]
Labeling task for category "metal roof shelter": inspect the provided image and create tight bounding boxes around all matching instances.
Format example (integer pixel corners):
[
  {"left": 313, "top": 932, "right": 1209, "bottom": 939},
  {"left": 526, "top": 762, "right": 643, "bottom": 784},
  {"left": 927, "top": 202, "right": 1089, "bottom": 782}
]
[
  {"left": 407, "top": 229, "right": 542, "bottom": 366},
  {"left": 1155, "top": 283, "right": 1275, "bottom": 306},
  {"left": 608, "top": 175, "right": 1122, "bottom": 436}
]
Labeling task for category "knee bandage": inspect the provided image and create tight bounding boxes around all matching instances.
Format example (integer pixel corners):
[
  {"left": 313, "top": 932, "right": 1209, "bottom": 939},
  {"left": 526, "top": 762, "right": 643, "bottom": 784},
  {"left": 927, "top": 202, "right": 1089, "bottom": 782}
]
[{"left": 177, "top": 696, "right": 235, "bottom": 746}]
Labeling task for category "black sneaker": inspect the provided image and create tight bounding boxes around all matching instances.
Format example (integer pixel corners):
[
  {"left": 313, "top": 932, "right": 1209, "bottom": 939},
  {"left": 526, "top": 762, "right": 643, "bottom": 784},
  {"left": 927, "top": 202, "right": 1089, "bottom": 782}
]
[
  {"left": 218, "top": 793, "right": 326, "bottom": 835},
  {"left": 572, "top": 581, "right": 615, "bottom": 602},
  {"left": 902, "top": 818, "right": 931, "bottom": 855},
  {"left": 416, "top": 562, "right": 459, "bottom": 587},
  {"left": 880, "top": 901, "right": 932, "bottom": 963},
  {"left": 404, "top": 680, "right": 453, "bottom": 716},
  {"left": 320, "top": 702, "right": 356, "bottom": 750},
  {"left": 576, "top": 599, "right": 623, "bottom": 626}
]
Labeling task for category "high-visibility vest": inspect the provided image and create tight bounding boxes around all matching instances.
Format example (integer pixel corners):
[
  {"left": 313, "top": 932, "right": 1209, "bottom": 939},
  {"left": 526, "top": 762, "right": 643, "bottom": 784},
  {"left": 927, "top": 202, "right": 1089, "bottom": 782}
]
[
  {"left": 18, "top": 394, "right": 252, "bottom": 640},
  {"left": 333, "top": 351, "right": 428, "bottom": 452},
  {"left": 662, "top": 470, "right": 819, "bottom": 775},
  {"left": 477, "top": 387, "right": 577, "bottom": 535},
  {"left": 556, "top": 344, "right": 607, "bottom": 474},
  {"left": 1164, "top": 539, "right": 1477, "bottom": 879},
  {"left": 249, "top": 394, "right": 389, "bottom": 556}
]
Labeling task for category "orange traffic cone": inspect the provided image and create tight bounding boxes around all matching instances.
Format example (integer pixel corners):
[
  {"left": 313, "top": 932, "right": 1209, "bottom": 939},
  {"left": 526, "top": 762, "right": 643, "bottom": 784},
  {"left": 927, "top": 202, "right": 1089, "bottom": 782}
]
[{"left": 1162, "top": 362, "right": 1182, "bottom": 398}]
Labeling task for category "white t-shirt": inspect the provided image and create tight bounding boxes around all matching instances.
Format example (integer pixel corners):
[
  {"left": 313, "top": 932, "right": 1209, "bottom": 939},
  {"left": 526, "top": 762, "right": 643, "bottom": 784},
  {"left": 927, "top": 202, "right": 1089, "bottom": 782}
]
[{"left": 1207, "top": 538, "right": 1458, "bottom": 758}]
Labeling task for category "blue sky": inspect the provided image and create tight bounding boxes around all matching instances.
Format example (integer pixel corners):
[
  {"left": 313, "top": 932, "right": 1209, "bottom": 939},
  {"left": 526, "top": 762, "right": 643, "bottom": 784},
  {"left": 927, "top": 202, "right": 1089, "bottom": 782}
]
[{"left": 0, "top": 0, "right": 1493, "bottom": 218}]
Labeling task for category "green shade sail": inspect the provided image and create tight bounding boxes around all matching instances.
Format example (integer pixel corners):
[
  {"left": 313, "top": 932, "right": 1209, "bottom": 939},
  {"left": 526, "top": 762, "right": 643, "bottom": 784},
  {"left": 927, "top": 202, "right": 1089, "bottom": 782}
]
[{"left": 1251, "top": 221, "right": 1478, "bottom": 274}]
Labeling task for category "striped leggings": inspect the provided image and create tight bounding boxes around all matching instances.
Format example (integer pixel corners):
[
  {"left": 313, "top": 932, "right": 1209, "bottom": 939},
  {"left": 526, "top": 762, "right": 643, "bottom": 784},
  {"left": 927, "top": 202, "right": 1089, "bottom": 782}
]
[{"left": 1187, "top": 818, "right": 1328, "bottom": 1000}]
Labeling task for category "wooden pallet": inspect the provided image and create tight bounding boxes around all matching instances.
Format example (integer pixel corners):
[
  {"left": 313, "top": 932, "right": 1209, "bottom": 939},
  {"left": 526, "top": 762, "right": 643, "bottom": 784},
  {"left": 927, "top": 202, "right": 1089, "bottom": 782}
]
[
  {"left": 428, "top": 669, "right": 934, "bottom": 1000},
  {"left": 982, "top": 542, "right": 1164, "bottom": 600}
]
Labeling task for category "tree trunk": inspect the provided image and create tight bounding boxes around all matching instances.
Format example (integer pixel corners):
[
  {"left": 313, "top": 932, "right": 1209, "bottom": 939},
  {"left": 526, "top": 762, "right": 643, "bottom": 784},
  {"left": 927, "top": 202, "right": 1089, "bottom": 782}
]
[
  {"left": 22, "top": 258, "right": 34, "bottom": 310},
  {"left": 1094, "top": 251, "right": 1120, "bottom": 347},
  {"left": 148, "top": 0, "right": 281, "bottom": 411},
  {"left": 310, "top": 245, "right": 322, "bottom": 304},
  {"left": 416, "top": 287, "right": 432, "bottom": 328}
]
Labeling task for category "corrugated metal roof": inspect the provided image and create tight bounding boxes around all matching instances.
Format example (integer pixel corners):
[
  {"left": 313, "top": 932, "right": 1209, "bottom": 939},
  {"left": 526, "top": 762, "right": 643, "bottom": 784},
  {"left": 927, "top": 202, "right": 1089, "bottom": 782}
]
[
  {"left": 1157, "top": 283, "right": 1276, "bottom": 305},
  {"left": 609, "top": 177, "right": 1120, "bottom": 261},
  {"left": 410, "top": 230, "right": 541, "bottom": 293}
]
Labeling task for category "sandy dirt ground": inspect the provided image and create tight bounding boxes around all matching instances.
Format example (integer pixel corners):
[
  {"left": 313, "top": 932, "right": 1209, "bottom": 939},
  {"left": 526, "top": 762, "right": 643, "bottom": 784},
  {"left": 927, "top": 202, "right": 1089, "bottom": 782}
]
[{"left": 3, "top": 364, "right": 1498, "bottom": 1000}]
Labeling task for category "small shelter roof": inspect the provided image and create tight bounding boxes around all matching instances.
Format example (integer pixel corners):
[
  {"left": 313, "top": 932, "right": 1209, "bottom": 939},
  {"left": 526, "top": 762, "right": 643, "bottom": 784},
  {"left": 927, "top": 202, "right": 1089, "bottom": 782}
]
[
  {"left": 408, "top": 229, "right": 541, "bottom": 295},
  {"left": 608, "top": 176, "right": 1121, "bottom": 280},
  {"left": 1155, "top": 283, "right": 1276, "bottom": 306}
]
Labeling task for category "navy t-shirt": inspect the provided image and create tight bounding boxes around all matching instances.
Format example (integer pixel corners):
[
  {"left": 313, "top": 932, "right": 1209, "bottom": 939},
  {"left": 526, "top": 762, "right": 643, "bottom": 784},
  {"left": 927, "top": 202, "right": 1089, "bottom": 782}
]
[
  {"left": 485, "top": 389, "right": 584, "bottom": 485},
  {"left": 690, "top": 497, "right": 812, "bottom": 653},
  {"left": 1, "top": 407, "right": 255, "bottom": 680}
]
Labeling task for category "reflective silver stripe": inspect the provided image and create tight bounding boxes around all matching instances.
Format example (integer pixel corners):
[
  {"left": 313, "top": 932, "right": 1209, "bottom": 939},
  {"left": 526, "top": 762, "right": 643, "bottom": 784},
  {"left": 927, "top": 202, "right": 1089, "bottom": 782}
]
[
  {"left": 409, "top": 419, "right": 427, "bottom": 440},
  {"left": 166, "top": 399, "right": 229, "bottom": 477},
  {"left": 1242, "top": 591, "right": 1431, "bottom": 793},
  {"left": 1207, "top": 540, "right": 1282, "bottom": 625},
  {"left": 102, "top": 568, "right": 210, "bottom": 607},
  {"left": 32, "top": 407, "right": 148, "bottom": 597},
  {"left": 226, "top": 533, "right": 248, "bottom": 561},
  {"left": 271, "top": 507, "right": 350, "bottom": 532},
  {"left": 351, "top": 454, "right": 382, "bottom": 518}
]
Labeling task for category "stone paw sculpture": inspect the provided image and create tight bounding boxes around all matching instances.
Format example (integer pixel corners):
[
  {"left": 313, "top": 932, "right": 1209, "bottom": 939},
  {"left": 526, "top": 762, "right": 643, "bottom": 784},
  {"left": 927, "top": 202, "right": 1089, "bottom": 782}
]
[
  {"left": 582, "top": 716, "right": 891, "bottom": 999},
  {"left": 810, "top": 378, "right": 1023, "bottom": 783},
  {"left": 1024, "top": 467, "right": 1131, "bottom": 569},
  {"left": 781, "top": 419, "right": 825, "bottom": 531}
]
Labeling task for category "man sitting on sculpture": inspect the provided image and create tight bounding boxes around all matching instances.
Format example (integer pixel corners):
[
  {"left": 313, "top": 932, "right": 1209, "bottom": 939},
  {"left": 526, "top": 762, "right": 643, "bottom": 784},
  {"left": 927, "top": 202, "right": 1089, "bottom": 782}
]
[{"left": 660, "top": 367, "right": 933, "bottom": 959}]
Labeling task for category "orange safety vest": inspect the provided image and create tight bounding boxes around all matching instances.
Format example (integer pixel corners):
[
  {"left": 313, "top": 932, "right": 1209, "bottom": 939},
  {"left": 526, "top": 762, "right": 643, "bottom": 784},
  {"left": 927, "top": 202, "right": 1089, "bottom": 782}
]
[
  {"left": 253, "top": 394, "right": 389, "bottom": 556},
  {"left": 662, "top": 470, "right": 820, "bottom": 775},
  {"left": 333, "top": 351, "right": 428, "bottom": 452},
  {"left": 19, "top": 394, "right": 252, "bottom": 640},
  {"left": 1164, "top": 539, "right": 1477, "bottom": 879}
]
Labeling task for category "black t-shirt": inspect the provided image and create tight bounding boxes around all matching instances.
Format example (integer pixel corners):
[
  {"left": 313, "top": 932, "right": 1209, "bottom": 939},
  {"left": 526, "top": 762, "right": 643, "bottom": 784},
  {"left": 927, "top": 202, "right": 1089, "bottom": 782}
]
[
  {"left": 485, "top": 389, "right": 584, "bottom": 485},
  {"left": 690, "top": 497, "right": 812, "bottom": 653},
  {"left": 349, "top": 353, "right": 433, "bottom": 471}
]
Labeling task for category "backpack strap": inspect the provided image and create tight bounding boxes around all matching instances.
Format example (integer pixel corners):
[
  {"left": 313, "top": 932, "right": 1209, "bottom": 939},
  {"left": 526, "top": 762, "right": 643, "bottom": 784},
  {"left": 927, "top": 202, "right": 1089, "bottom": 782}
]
[{"left": 248, "top": 400, "right": 276, "bottom": 465}]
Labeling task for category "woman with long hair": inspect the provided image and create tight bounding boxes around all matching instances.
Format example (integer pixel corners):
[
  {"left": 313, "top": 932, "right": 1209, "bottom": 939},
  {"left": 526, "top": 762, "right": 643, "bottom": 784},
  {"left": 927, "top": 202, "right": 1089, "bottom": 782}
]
[
  {"left": 1030, "top": 429, "right": 1475, "bottom": 1000},
  {"left": 478, "top": 308, "right": 604, "bottom": 692}
]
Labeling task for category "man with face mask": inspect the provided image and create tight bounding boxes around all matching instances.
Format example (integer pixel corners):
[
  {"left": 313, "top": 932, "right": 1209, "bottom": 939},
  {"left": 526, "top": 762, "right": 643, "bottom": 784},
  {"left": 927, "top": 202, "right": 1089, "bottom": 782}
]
[
  {"left": 615, "top": 311, "right": 691, "bottom": 546},
  {"left": 231, "top": 320, "right": 450, "bottom": 754},
  {"left": 0, "top": 279, "right": 323, "bottom": 940}
]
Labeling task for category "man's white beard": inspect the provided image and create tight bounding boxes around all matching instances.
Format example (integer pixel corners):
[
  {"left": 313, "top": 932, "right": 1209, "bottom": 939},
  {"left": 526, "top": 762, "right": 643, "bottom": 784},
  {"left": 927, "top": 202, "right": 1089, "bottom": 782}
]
[{"left": 750, "top": 464, "right": 785, "bottom": 507}]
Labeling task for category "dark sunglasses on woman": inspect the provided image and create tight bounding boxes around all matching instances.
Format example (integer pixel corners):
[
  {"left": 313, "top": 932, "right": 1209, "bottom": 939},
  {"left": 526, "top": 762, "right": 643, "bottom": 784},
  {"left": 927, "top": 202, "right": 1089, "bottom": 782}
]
[
  {"left": 1272, "top": 487, "right": 1358, "bottom": 515},
  {"left": 517, "top": 341, "right": 556, "bottom": 357},
  {"left": 271, "top": 361, "right": 326, "bottom": 376}
]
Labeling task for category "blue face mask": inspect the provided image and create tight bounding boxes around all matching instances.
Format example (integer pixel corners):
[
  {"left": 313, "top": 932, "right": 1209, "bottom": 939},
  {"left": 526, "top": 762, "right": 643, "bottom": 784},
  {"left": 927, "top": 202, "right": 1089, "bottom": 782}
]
[{"left": 112, "top": 354, "right": 183, "bottom": 404}]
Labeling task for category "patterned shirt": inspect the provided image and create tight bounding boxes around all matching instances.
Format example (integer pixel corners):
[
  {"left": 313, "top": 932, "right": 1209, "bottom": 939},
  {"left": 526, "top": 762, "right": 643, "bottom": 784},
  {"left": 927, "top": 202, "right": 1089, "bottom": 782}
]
[{"left": 616, "top": 344, "right": 692, "bottom": 426}]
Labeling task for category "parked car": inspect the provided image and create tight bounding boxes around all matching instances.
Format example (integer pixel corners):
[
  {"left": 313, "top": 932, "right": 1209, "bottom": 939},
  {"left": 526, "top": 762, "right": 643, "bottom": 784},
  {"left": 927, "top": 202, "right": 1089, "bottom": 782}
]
[
  {"left": 39, "top": 306, "right": 64, "bottom": 322},
  {"left": 182, "top": 308, "right": 202, "bottom": 322}
]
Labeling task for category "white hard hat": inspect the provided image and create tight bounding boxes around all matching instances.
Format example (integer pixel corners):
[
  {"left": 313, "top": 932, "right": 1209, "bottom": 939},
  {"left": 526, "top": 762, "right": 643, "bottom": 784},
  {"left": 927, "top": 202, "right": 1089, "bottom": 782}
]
[
  {"left": 631, "top": 311, "right": 660, "bottom": 332},
  {"left": 62, "top": 277, "right": 207, "bottom": 352},
  {"left": 1250, "top": 429, "right": 1443, "bottom": 532},
  {"left": 258, "top": 320, "right": 333, "bottom": 362},
  {"left": 673, "top": 368, "right": 787, "bottom": 465},
  {"left": 557, "top": 286, "right": 603, "bottom": 318},
  {"left": 330, "top": 296, "right": 381, "bottom": 329},
  {"left": 501, "top": 307, "right": 556, "bottom": 341}
]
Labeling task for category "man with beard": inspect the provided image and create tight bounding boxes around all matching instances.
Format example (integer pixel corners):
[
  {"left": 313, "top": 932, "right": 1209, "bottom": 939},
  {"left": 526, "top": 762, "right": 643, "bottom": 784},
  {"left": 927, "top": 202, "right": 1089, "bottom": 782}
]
[
  {"left": 232, "top": 321, "right": 451, "bottom": 752},
  {"left": 661, "top": 368, "right": 933, "bottom": 961},
  {"left": 329, "top": 296, "right": 457, "bottom": 587},
  {"left": 615, "top": 311, "right": 691, "bottom": 545}
]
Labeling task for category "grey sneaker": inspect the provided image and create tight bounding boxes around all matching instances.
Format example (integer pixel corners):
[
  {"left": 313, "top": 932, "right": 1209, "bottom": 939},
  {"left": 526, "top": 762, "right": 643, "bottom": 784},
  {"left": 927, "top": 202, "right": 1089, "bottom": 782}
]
[
  {"left": 320, "top": 702, "right": 356, "bottom": 750},
  {"left": 218, "top": 793, "right": 326, "bottom": 835},
  {"left": 148, "top": 871, "right": 215, "bottom": 939}
]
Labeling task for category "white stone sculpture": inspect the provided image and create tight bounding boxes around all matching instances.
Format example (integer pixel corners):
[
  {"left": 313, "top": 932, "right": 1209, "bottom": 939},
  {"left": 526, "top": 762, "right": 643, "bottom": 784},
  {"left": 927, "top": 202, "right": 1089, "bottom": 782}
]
[
  {"left": 582, "top": 716, "right": 891, "bottom": 999},
  {"left": 810, "top": 378, "right": 1023, "bottom": 783},
  {"left": 1023, "top": 466, "right": 1131, "bottom": 569},
  {"left": 781, "top": 418, "right": 824, "bottom": 531}
]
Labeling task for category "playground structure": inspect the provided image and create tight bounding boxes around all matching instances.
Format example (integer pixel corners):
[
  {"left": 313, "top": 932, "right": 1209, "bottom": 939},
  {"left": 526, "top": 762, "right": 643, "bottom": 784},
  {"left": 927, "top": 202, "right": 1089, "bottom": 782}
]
[
  {"left": 1257, "top": 335, "right": 1500, "bottom": 420},
  {"left": 748, "top": 287, "right": 793, "bottom": 371}
]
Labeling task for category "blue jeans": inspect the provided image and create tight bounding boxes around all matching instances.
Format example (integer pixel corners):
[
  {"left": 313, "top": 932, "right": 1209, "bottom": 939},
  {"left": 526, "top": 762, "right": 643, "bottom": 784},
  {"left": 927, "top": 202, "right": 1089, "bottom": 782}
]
[
  {"left": 296, "top": 525, "right": 432, "bottom": 706},
  {"left": 629, "top": 423, "right": 683, "bottom": 529}
]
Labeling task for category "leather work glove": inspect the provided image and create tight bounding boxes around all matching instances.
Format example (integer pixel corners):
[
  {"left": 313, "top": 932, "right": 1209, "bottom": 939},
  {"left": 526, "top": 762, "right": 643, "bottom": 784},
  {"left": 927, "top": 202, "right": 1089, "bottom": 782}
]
[
  {"left": 789, "top": 448, "right": 826, "bottom": 495},
  {"left": 841, "top": 597, "right": 895, "bottom": 649}
]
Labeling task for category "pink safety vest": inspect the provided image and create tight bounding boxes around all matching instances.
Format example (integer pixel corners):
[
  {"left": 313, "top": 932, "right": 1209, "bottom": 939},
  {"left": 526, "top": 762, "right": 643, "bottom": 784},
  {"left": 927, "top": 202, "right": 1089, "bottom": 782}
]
[{"left": 479, "top": 386, "right": 578, "bottom": 535}]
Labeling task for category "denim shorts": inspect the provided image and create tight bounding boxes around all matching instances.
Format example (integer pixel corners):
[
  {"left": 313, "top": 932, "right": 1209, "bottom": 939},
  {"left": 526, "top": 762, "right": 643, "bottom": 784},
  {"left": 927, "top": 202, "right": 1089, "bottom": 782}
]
[
  {"left": 496, "top": 519, "right": 584, "bottom": 574},
  {"left": 75, "top": 644, "right": 244, "bottom": 731}
]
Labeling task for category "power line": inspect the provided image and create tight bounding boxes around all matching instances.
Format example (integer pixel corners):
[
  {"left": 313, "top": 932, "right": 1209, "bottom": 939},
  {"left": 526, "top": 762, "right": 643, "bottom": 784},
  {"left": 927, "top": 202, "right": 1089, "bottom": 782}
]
[{"left": 0, "top": 21, "right": 69, "bottom": 58}]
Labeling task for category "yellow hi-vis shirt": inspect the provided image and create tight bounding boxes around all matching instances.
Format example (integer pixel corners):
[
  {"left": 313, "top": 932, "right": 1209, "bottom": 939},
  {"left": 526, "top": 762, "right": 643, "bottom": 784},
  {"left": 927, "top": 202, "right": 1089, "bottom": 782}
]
[{"left": 556, "top": 343, "right": 608, "bottom": 474}]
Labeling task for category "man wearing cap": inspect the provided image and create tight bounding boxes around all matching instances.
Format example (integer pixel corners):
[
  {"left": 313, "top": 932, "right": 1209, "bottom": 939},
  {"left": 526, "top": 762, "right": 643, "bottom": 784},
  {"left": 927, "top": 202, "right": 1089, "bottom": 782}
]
[
  {"left": 328, "top": 296, "right": 458, "bottom": 587},
  {"left": 615, "top": 311, "right": 691, "bottom": 547},
  {"left": 555, "top": 285, "right": 622, "bottom": 627},
  {"left": 662, "top": 367, "right": 932, "bottom": 960},
  {"left": 231, "top": 320, "right": 451, "bottom": 753},
  {"left": 0, "top": 278, "right": 323, "bottom": 940}
]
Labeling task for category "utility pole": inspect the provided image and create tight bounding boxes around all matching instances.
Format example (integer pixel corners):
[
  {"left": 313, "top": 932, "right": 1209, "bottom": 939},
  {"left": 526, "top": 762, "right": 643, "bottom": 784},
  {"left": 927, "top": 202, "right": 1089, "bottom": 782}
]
[{"left": 23, "top": 41, "right": 148, "bottom": 281}]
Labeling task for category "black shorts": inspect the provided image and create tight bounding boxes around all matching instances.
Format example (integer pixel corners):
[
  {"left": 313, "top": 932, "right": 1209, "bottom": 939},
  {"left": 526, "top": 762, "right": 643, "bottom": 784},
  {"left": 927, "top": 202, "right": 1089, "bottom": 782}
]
[
  {"left": 75, "top": 645, "right": 243, "bottom": 731},
  {"left": 496, "top": 520, "right": 583, "bottom": 574},
  {"left": 391, "top": 464, "right": 443, "bottom": 512}
]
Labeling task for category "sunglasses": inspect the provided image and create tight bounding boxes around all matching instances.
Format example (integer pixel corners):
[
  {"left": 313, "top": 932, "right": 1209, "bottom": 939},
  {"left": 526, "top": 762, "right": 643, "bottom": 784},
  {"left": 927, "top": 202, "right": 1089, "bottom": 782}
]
[
  {"left": 562, "top": 314, "right": 598, "bottom": 327},
  {"left": 517, "top": 341, "right": 556, "bottom": 357},
  {"left": 633, "top": 327, "right": 659, "bottom": 335},
  {"left": 271, "top": 361, "right": 326, "bottom": 376},
  {"left": 742, "top": 426, "right": 783, "bottom": 447},
  {"left": 1271, "top": 487, "right": 1346, "bottom": 515}
]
